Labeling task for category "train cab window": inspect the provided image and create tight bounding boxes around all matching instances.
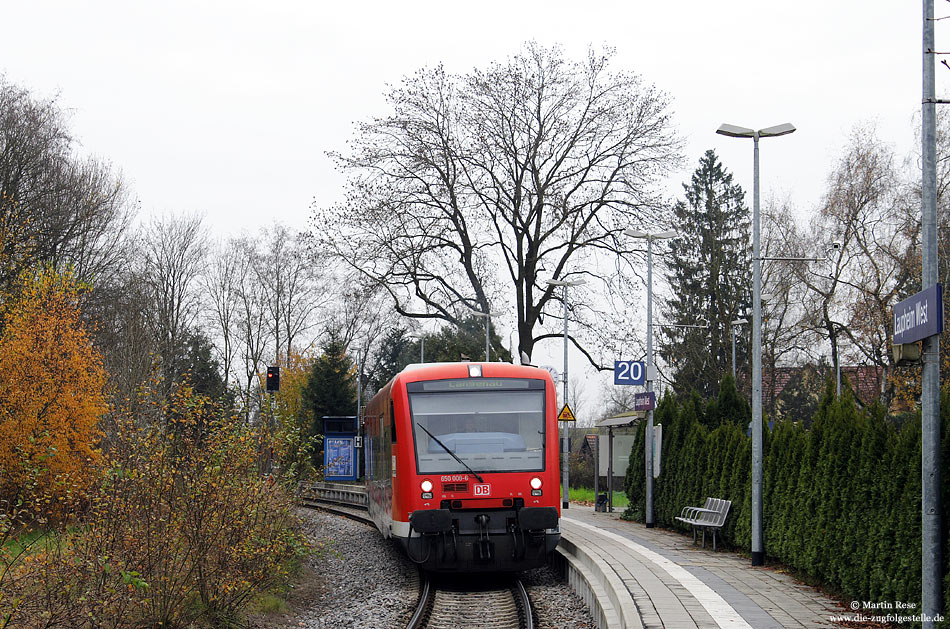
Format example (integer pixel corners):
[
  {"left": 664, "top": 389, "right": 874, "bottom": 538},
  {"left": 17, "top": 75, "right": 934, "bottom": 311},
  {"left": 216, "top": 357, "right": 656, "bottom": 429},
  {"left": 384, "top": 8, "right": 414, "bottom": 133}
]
[{"left": 407, "top": 378, "right": 545, "bottom": 473}]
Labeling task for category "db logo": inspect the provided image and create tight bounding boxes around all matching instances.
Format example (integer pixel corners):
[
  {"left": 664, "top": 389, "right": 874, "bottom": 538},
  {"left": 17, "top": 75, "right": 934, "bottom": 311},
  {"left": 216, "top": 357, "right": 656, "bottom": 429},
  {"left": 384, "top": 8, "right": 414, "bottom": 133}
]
[{"left": 474, "top": 484, "right": 491, "bottom": 496}]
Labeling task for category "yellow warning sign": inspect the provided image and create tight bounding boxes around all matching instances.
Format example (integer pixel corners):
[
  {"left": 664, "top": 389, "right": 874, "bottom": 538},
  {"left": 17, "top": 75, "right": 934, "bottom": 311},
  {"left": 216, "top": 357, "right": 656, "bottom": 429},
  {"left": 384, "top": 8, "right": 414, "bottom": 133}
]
[{"left": 557, "top": 404, "right": 576, "bottom": 422}]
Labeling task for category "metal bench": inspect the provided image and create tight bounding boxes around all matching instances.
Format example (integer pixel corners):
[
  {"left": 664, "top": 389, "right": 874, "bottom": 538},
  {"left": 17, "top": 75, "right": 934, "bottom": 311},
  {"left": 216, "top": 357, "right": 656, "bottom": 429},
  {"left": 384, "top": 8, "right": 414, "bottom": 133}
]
[{"left": 674, "top": 497, "right": 732, "bottom": 550}]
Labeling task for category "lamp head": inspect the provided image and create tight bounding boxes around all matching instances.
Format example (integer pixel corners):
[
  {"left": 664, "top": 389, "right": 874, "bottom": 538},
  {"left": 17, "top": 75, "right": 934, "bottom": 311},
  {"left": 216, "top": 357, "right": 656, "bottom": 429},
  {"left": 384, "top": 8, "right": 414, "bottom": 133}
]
[
  {"left": 624, "top": 228, "right": 677, "bottom": 240},
  {"left": 716, "top": 123, "right": 755, "bottom": 138},
  {"left": 717, "top": 122, "right": 795, "bottom": 138},
  {"left": 545, "top": 278, "right": 587, "bottom": 287},
  {"left": 759, "top": 123, "right": 796, "bottom": 137}
]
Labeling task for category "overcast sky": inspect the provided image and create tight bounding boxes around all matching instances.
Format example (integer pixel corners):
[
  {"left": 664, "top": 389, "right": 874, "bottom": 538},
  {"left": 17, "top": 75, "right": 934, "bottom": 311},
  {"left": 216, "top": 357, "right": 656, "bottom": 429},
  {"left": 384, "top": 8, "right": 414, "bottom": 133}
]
[
  {"left": 0, "top": 1, "right": 939, "bottom": 408},
  {"left": 1, "top": 1, "right": 932, "bottom": 238}
]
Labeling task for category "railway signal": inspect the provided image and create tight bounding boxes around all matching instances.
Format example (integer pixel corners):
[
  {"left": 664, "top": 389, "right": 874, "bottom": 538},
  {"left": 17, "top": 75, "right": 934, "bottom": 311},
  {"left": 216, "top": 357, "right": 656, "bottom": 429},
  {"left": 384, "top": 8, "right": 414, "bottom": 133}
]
[{"left": 266, "top": 366, "right": 280, "bottom": 392}]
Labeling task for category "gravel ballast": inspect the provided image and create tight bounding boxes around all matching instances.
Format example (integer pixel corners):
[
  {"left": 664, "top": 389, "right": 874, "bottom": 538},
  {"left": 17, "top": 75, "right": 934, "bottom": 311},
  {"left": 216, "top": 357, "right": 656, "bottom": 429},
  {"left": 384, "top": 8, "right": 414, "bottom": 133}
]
[{"left": 248, "top": 507, "right": 596, "bottom": 628}]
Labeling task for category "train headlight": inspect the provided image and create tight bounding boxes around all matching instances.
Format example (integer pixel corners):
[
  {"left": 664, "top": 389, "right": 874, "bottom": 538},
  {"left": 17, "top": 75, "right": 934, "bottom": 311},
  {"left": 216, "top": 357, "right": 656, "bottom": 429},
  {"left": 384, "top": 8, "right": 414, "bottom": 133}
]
[
  {"left": 420, "top": 479, "right": 433, "bottom": 492},
  {"left": 530, "top": 477, "right": 542, "bottom": 490}
]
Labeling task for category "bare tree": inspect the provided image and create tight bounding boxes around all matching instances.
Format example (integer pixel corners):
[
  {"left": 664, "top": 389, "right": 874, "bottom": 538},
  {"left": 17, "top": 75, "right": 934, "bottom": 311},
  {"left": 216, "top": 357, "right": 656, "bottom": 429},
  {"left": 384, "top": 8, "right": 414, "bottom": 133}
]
[
  {"left": 0, "top": 78, "right": 132, "bottom": 298},
  {"left": 760, "top": 197, "right": 815, "bottom": 413},
  {"left": 86, "top": 262, "right": 158, "bottom": 411},
  {"left": 795, "top": 126, "right": 912, "bottom": 405},
  {"left": 203, "top": 239, "right": 242, "bottom": 385},
  {"left": 258, "top": 225, "right": 327, "bottom": 365},
  {"left": 313, "top": 43, "right": 680, "bottom": 368},
  {"left": 140, "top": 213, "right": 208, "bottom": 394},
  {"left": 599, "top": 381, "right": 638, "bottom": 421},
  {"left": 227, "top": 237, "right": 271, "bottom": 414}
]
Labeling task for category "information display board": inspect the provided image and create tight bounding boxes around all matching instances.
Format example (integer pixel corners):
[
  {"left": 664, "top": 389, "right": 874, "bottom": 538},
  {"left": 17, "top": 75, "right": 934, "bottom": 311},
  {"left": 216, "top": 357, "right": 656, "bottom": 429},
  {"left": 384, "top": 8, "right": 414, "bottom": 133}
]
[{"left": 324, "top": 437, "right": 357, "bottom": 481}]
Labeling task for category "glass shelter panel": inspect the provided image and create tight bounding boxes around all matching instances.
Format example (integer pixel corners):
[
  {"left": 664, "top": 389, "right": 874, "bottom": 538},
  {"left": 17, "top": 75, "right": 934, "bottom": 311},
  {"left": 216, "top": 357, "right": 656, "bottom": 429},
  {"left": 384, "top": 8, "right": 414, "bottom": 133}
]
[{"left": 409, "top": 382, "right": 545, "bottom": 474}]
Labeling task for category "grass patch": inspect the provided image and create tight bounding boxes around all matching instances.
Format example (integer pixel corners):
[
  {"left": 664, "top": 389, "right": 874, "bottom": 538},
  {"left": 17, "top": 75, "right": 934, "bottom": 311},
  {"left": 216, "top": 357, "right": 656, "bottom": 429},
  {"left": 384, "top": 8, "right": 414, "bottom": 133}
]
[
  {"left": 252, "top": 593, "right": 289, "bottom": 615},
  {"left": 569, "top": 487, "right": 628, "bottom": 508},
  {"left": 4, "top": 528, "right": 56, "bottom": 556}
]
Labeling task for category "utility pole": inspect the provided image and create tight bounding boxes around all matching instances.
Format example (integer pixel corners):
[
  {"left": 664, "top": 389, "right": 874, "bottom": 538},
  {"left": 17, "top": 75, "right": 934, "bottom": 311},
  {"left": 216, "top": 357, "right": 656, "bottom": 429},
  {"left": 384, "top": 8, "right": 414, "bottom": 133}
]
[{"left": 922, "top": 1, "right": 941, "bottom": 623}]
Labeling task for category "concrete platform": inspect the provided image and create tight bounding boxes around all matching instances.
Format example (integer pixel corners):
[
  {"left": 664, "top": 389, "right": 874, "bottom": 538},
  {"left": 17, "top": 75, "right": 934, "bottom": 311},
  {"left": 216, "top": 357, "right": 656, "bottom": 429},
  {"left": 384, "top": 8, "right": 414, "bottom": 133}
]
[{"left": 554, "top": 505, "right": 846, "bottom": 628}]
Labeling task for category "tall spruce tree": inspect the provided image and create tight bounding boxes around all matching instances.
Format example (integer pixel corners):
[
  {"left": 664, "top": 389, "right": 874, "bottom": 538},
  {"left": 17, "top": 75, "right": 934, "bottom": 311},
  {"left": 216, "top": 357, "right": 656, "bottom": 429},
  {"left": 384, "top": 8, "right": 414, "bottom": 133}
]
[
  {"left": 302, "top": 333, "right": 357, "bottom": 443},
  {"left": 368, "top": 326, "right": 416, "bottom": 392},
  {"left": 662, "top": 150, "right": 752, "bottom": 398}
]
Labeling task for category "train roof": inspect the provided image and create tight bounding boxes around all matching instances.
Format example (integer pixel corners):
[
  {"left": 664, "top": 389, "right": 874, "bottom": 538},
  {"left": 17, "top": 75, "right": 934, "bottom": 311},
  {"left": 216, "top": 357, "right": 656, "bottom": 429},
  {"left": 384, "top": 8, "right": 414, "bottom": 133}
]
[{"left": 394, "top": 362, "right": 554, "bottom": 385}]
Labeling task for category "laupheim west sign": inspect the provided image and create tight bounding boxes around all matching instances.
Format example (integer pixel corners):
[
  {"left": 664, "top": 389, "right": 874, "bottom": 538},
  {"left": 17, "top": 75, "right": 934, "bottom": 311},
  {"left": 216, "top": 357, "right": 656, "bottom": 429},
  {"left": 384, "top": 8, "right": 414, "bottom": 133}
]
[{"left": 893, "top": 284, "right": 943, "bottom": 344}]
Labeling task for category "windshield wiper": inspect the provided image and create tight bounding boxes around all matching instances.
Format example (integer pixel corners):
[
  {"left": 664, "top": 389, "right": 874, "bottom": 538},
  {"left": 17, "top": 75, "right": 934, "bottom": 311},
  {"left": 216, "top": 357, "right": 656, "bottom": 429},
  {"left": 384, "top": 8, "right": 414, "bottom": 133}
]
[{"left": 417, "top": 425, "right": 485, "bottom": 483}]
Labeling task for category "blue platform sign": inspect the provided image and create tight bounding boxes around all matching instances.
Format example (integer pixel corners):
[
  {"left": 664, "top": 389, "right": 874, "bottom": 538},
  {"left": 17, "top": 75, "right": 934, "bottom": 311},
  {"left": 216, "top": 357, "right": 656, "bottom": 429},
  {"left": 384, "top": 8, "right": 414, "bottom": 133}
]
[
  {"left": 325, "top": 437, "right": 357, "bottom": 481},
  {"left": 634, "top": 391, "right": 656, "bottom": 411},
  {"left": 893, "top": 284, "right": 943, "bottom": 344},
  {"left": 614, "top": 360, "right": 645, "bottom": 385}
]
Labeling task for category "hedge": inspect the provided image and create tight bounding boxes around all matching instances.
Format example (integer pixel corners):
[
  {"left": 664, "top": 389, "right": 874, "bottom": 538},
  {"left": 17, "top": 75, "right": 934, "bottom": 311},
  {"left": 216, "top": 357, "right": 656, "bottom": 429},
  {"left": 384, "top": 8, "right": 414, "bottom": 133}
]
[{"left": 623, "top": 376, "right": 950, "bottom": 617}]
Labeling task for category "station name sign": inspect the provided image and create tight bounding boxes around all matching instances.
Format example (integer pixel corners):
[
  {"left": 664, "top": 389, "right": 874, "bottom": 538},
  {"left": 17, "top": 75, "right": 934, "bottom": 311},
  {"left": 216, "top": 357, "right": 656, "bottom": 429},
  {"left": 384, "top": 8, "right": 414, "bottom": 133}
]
[
  {"left": 893, "top": 284, "right": 943, "bottom": 344},
  {"left": 634, "top": 391, "right": 656, "bottom": 411}
]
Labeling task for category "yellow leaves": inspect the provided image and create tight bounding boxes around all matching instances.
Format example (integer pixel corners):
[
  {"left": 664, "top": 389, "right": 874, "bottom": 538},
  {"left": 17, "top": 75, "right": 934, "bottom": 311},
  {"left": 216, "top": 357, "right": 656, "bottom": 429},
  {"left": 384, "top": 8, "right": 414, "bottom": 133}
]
[{"left": 0, "top": 267, "right": 106, "bottom": 510}]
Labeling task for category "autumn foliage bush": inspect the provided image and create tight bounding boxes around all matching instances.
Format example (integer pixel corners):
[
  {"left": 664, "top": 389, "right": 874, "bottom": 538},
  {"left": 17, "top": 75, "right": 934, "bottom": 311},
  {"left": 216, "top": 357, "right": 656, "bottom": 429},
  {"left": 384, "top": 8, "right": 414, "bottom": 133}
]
[
  {"left": 0, "top": 267, "right": 309, "bottom": 627},
  {"left": 0, "top": 268, "right": 106, "bottom": 512},
  {"left": 1, "top": 380, "right": 308, "bottom": 628}
]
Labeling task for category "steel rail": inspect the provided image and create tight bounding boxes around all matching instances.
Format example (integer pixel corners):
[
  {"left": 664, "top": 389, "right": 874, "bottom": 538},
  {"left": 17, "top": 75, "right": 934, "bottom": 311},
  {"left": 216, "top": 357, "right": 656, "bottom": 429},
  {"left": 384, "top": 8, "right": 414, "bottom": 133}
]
[
  {"left": 513, "top": 578, "right": 534, "bottom": 629},
  {"left": 405, "top": 570, "right": 433, "bottom": 629}
]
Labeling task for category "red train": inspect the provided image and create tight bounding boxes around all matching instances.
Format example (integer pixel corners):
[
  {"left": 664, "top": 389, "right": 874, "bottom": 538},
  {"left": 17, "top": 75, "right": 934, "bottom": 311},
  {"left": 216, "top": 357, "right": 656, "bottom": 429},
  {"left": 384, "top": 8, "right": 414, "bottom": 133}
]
[{"left": 363, "top": 362, "right": 561, "bottom": 572}]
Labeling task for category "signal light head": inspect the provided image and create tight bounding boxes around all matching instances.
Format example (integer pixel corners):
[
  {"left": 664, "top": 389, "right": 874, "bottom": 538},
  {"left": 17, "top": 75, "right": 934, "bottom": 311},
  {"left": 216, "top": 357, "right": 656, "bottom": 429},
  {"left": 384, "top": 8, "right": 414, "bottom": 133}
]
[{"left": 266, "top": 366, "right": 280, "bottom": 392}]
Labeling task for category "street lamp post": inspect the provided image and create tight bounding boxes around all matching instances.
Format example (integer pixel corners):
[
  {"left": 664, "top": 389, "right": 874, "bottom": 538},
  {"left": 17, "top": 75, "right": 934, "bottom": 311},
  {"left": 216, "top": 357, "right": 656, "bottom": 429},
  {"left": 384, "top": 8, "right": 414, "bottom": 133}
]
[
  {"left": 717, "top": 122, "right": 795, "bottom": 566},
  {"left": 464, "top": 306, "right": 497, "bottom": 362},
  {"left": 922, "top": 3, "right": 942, "bottom": 622},
  {"left": 731, "top": 318, "right": 748, "bottom": 380},
  {"left": 546, "top": 278, "right": 587, "bottom": 510},
  {"left": 624, "top": 229, "right": 677, "bottom": 529}
]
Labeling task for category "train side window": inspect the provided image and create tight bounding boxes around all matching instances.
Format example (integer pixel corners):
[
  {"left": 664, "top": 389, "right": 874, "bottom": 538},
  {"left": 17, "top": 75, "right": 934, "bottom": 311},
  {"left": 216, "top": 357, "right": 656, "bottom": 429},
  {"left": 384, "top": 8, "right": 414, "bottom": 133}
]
[{"left": 390, "top": 402, "right": 397, "bottom": 443}]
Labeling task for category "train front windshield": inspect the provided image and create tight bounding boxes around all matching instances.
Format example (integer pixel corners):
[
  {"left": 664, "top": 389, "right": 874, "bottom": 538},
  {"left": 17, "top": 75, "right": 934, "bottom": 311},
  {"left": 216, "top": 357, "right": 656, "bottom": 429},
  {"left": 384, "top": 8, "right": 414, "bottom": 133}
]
[{"left": 407, "top": 378, "right": 546, "bottom": 474}]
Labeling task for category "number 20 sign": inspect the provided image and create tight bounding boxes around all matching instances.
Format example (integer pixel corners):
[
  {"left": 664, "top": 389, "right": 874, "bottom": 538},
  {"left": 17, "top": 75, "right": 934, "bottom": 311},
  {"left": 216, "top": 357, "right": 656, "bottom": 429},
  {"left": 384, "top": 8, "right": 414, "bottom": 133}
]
[{"left": 614, "top": 360, "right": 645, "bottom": 385}]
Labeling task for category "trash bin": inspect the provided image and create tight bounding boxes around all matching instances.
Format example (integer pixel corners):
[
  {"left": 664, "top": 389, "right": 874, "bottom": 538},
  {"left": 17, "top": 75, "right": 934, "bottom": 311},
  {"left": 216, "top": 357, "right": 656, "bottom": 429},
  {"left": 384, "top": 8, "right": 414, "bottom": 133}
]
[{"left": 595, "top": 492, "right": 608, "bottom": 512}]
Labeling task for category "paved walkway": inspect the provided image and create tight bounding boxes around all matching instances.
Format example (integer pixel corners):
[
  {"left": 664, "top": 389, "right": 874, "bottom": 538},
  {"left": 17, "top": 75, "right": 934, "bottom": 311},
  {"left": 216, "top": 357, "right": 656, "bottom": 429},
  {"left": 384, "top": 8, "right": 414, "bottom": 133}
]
[{"left": 560, "top": 505, "right": 846, "bottom": 628}]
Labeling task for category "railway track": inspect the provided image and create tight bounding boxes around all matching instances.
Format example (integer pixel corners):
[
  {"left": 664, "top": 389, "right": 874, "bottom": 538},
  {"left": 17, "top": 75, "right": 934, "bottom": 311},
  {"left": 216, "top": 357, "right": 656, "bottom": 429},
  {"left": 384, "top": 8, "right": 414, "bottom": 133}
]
[
  {"left": 300, "top": 482, "right": 536, "bottom": 629},
  {"left": 297, "top": 481, "right": 374, "bottom": 526},
  {"left": 408, "top": 572, "right": 534, "bottom": 629}
]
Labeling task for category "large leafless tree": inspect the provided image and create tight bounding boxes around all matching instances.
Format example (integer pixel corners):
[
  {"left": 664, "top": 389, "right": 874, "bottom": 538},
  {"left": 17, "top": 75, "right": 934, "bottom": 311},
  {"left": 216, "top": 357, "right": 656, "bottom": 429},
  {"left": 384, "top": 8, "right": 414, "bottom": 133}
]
[{"left": 312, "top": 43, "right": 680, "bottom": 365}]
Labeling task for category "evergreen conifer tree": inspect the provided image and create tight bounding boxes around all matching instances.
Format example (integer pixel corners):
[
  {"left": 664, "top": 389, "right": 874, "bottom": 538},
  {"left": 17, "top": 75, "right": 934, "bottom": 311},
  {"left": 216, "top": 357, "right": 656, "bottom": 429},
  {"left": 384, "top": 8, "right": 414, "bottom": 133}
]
[
  {"left": 423, "top": 315, "right": 512, "bottom": 364},
  {"left": 368, "top": 326, "right": 415, "bottom": 391},
  {"left": 663, "top": 150, "right": 752, "bottom": 398},
  {"left": 302, "top": 334, "right": 357, "bottom": 448}
]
